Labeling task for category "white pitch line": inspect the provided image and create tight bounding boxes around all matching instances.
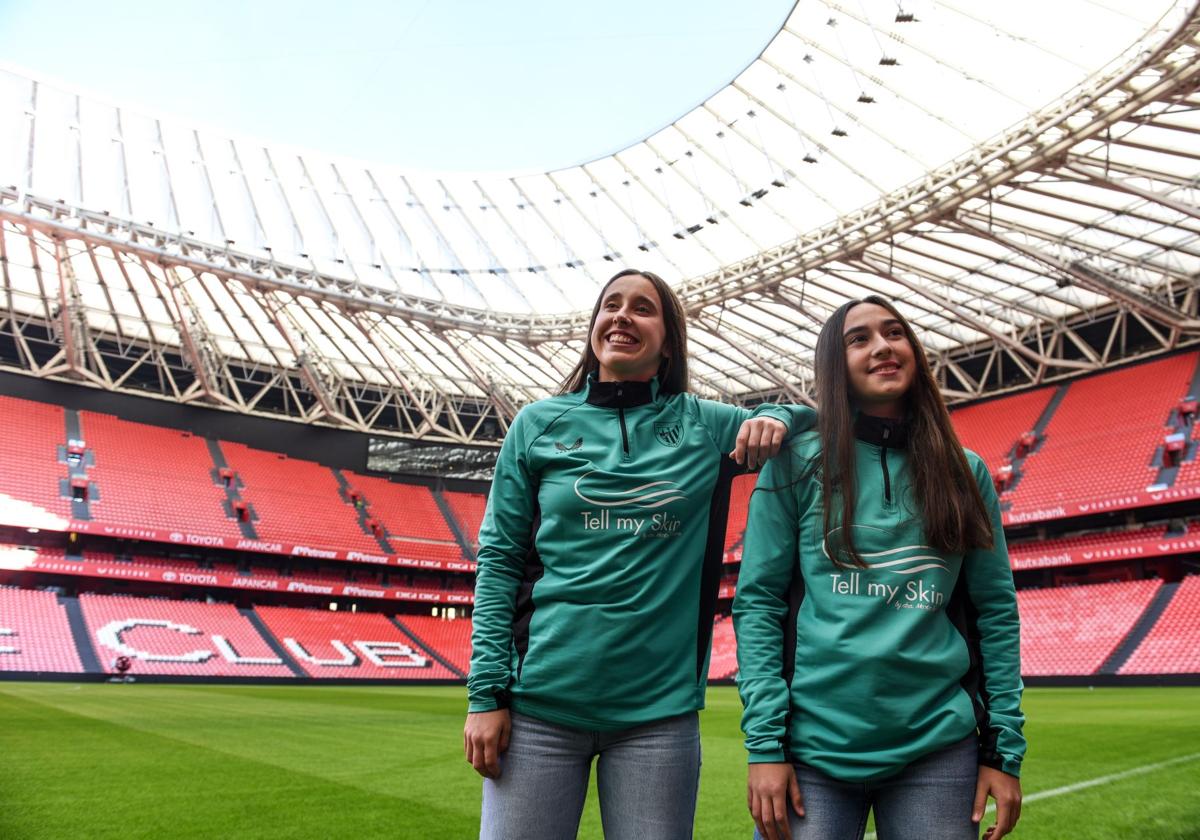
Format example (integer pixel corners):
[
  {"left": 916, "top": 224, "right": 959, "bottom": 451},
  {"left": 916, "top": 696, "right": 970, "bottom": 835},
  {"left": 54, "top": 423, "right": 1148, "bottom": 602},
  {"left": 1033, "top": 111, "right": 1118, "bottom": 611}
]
[{"left": 863, "top": 752, "right": 1200, "bottom": 840}]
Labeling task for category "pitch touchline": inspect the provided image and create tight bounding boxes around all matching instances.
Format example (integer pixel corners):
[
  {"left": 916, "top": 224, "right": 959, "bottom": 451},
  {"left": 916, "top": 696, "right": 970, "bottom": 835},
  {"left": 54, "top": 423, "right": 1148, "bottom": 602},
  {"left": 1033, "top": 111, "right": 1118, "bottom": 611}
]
[{"left": 863, "top": 752, "right": 1200, "bottom": 840}]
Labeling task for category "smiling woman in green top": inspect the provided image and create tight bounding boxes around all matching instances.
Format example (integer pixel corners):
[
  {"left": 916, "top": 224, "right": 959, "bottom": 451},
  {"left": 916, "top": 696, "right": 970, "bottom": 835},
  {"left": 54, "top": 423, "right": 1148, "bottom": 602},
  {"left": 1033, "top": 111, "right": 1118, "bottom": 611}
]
[
  {"left": 735, "top": 296, "right": 1025, "bottom": 840},
  {"left": 463, "top": 269, "right": 815, "bottom": 840}
]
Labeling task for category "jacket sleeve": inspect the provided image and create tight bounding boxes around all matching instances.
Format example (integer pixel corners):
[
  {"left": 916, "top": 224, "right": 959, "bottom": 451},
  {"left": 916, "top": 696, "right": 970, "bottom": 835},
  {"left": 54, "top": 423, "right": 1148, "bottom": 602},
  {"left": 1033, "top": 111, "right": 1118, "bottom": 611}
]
[
  {"left": 964, "top": 455, "right": 1026, "bottom": 777},
  {"left": 467, "top": 408, "right": 538, "bottom": 713},
  {"left": 693, "top": 398, "right": 817, "bottom": 453},
  {"left": 732, "top": 449, "right": 802, "bottom": 763}
]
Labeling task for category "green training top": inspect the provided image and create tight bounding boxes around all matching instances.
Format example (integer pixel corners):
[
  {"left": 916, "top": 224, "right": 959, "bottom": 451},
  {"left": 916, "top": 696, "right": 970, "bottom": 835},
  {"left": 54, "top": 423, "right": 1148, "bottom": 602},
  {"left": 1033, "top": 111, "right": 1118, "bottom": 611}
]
[
  {"left": 468, "top": 375, "right": 814, "bottom": 730},
  {"left": 734, "top": 414, "right": 1026, "bottom": 781}
]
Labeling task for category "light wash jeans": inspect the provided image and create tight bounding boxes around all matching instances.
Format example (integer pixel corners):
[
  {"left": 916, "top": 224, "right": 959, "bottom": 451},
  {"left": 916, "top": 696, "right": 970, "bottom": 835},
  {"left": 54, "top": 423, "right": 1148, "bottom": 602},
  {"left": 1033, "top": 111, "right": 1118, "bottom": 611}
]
[
  {"left": 480, "top": 709, "right": 701, "bottom": 840},
  {"left": 753, "top": 735, "right": 979, "bottom": 840}
]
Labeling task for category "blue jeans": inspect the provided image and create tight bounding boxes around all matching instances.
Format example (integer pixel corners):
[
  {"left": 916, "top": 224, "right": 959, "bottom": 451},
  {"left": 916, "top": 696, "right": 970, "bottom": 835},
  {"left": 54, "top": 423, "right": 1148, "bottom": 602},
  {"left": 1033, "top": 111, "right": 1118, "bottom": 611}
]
[
  {"left": 480, "top": 710, "right": 701, "bottom": 840},
  {"left": 754, "top": 735, "right": 979, "bottom": 840}
]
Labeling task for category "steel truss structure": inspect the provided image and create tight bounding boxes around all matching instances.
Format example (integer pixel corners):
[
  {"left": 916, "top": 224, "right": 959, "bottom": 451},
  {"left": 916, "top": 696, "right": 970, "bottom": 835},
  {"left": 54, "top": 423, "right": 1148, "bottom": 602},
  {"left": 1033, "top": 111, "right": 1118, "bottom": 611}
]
[{"left": 1, "top": 0, "right": 1198, "bottom": 443}]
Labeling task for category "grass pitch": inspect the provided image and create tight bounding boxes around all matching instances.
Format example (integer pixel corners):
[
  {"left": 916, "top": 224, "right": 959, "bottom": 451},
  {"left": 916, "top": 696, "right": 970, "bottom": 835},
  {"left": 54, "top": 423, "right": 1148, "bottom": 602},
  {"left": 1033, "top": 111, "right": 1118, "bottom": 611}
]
[{"left": 0, "top": 683, "right": 1197, "bottom": 839}]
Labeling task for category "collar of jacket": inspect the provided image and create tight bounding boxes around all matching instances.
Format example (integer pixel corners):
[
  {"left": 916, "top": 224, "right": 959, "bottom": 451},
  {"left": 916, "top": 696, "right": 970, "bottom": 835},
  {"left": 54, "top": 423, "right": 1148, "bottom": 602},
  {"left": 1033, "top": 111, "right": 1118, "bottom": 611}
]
[
  {"left": 853, "top": 411, "right": 909, "bottom": 448},
  {"left": 584, "top": 373, "right": 660, "bottom": 408}
]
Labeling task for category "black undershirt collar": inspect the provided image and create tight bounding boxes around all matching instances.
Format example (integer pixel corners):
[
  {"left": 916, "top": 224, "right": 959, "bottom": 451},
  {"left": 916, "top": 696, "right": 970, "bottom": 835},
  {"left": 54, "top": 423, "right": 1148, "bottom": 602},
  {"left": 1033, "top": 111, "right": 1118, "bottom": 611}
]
[
  {"left": 853, "top": 412, "right": 909, "bottom": 448},
  {"left": 585, "top": 376, "right": 658, "bottom": 409}
]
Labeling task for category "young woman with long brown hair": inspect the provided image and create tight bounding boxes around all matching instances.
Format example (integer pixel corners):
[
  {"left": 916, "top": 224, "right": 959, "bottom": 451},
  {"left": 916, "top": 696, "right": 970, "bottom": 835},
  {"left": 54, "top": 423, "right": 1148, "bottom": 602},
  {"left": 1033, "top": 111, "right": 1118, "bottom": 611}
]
[{"left": 734, "top": 296, "right": 1025, "bottom": 840}]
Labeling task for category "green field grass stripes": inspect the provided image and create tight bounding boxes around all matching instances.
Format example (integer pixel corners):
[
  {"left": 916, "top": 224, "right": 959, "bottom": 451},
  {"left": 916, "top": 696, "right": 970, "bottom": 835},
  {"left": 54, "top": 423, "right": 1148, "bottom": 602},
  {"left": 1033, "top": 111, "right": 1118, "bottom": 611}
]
[
  {"left": 0, "top": 688, "right": 467, "bottom": 839},
  {"left": 863, "top": 750, "right": 1200, "bottom": 840},
  {"left": 1022, "top": 750, "right": 1200, "bottom": 803},
  {"left": 2, "top": 684, "right": 1197, "bottom": 839}
]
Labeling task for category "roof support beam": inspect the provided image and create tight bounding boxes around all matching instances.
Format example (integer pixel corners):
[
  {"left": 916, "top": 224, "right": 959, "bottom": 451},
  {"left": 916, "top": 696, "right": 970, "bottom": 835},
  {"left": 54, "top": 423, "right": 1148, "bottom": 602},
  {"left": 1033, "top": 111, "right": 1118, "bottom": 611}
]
[{"left": 955, "top": 215, "right": 1200, "bottom": 332}]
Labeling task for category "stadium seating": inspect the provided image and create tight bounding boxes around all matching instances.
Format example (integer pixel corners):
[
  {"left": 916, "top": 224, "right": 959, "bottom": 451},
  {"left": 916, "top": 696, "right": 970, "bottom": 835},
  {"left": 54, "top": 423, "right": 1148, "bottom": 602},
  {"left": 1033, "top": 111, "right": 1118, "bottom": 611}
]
[
  {"left": 1007, "top": 353, "right": 1198, "bottom": 513},
  {"left": 0, "top": 586, "right": 83, "bottom": 673},
  {"left": 1119, "top": 575, "right": 1200, "bottom": 675},
  {"left": 345, "top": 473, "right": 456, "bottom": 541},
  {"left": 724, "top": 474, "right": 756, "bottom": 555},
  {"left": 222, "top": 442, "right": 380, "bottom": 552},
  {"left": 1017, "top": 579, "right": 1161, "bottom": 675},
  {"left": 708, "top": 615, "right": 738, "bottom": 680},
  {"left": 79, "top": 411, "right": 241, "bottom": 538},
  {"left": 0, "top": 395, "right": 71, "bottom": 519},
  {"left": 1173, "top": 419, "right": 1200, "bottom": 486},
  {"left": 950, "top": 386, "right": 1056, "bottom": 474},
  {"left": 4, "top": 576, "right": 1200, "bottom": 678},
  {"left": 442, "top": 490, "right": 487, "bottom": 548},
  {"left": 6, "top": 356, "right": 1200, "bottom": 681},
  {"left": 255, "top": 605, "right": 458, "bottom": 679},
  {"left": 399, "top": 614, "right": 472, "bottom": 673},
  {"left": 80, "top": 593, "right": 294, "bottom": 677}
]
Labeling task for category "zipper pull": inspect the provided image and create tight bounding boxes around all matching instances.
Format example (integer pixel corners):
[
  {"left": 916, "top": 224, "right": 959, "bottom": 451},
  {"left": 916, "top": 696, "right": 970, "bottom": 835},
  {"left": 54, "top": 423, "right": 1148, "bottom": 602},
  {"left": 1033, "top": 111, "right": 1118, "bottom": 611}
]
[{"left": 882, "top": 426, "right": 891, "bottom": 442}]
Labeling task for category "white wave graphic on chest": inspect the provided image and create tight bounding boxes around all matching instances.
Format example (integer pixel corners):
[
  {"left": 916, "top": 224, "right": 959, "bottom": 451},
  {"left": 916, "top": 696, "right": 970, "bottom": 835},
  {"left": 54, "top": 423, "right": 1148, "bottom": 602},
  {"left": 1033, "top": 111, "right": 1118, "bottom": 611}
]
[
  {"left": 823, "top": 525, "right": 949, "bottom": 573},
  {"left": 573, "top": 469, "right": 687, "bottom": 509}
]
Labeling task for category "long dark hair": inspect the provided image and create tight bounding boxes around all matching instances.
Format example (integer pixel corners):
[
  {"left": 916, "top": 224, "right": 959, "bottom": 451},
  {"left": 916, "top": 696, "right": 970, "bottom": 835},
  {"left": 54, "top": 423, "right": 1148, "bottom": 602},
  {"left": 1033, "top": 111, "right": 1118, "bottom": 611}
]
[
  {"left": 814, "top": 296, "right": 993, "bottom": 567},
  {"left": 558, "top": 269, "right": 690, "bottom": 395}
]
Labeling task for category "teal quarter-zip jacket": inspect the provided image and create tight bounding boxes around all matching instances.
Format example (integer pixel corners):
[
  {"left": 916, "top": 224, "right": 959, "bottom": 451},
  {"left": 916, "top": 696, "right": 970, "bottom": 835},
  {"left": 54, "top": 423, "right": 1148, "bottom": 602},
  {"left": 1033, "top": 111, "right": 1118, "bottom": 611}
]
[
  {"left": 734, "top": 414, "right": 1025, "bottom": 781},
  {"left": 468, "top": 375, "right": 815, "bottom": 730}
]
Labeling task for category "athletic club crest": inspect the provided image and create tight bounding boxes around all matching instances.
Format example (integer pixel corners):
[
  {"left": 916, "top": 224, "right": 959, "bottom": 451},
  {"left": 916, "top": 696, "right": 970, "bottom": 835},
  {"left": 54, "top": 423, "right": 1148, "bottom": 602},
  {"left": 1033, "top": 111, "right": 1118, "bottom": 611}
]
[{"left": 654, "top": 420, "right": 683, "bottom": 448}]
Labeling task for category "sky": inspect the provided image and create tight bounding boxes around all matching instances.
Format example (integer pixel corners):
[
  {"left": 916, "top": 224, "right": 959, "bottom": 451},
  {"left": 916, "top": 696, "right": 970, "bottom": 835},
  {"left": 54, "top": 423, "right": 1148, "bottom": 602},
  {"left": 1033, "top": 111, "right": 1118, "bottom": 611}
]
[{"left": 0, "top": 0, "right": 794, "bottom": 173}]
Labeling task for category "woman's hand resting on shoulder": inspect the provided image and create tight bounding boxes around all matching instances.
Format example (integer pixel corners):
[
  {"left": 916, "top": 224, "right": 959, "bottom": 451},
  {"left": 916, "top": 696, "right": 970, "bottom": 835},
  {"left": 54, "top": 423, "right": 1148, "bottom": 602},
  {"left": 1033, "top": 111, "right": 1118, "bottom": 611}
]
[{"left": 731, "top": 417, "right": 788, "bottom": 470}]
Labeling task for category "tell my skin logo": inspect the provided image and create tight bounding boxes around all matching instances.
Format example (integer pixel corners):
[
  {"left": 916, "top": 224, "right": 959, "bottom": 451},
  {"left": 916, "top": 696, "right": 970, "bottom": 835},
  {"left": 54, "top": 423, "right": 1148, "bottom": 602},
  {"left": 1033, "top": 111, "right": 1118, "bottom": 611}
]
[
  {"left": 574, "top": 469, "right": 685, "bottom": 538},
  {"left": 824, "top": 526, "right": 949, "bottom": 611}
]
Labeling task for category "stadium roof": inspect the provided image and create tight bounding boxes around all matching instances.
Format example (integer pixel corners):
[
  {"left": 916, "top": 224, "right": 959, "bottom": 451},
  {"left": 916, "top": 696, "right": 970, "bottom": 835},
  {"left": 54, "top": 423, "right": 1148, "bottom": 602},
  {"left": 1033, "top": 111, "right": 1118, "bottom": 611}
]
[{"left": 1, "top": 0, "right": 1199, "bottom": 443}]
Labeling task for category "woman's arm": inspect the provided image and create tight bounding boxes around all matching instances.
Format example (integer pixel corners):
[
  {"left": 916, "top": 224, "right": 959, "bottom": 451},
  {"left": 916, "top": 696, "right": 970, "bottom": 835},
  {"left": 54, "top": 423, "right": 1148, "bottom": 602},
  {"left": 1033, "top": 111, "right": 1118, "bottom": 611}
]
[
  {"left": 464, "top": 409, "right": 539, "bottom": 778},
  {"left": 734, "top": 452, "right": 805, "bottom": 837},
  {"left": 963, "top": 454, "right": 1026, "bottom": 837},
  {"left": 733, "top": 451, "right": 801, "bottom": 760},
  {"left": 468, "top": 409, "right": 538, "bottom": 711},
  {"left": 693, "top": 398, "right": 817, "bottom": 468},
  {"left": 963, "top": 456, "right": 1026, "bottom": 776}
]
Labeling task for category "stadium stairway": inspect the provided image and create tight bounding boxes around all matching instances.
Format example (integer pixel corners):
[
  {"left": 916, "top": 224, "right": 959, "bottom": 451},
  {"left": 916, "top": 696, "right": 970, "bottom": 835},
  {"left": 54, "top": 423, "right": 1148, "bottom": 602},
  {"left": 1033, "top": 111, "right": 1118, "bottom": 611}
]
[
  {"left": 206, "top": 439, "right": 259, "bottom": 540},
  {"left": 389, "top": 615, "right": 467, "bottom": 678},
  {"left": 1154, "top": 454, "right": 1185, "bottom": 488},
  {"left": 240, "top": 608, "right": 305, "bottom": 677},
  {"left": 59, "top": 595, "right": 102, "bottom": 673},
  {"left": 62, "top": 409, "right": 96, "bottom": 521},
  {"left": 432, "top": 488, "right": 477, "bottom": 560},
  {"left": 331, "top": 468, "right": 394, "bottom": 554},
  {"left": 1098, "top": 581, "right": 1181, "bottom": 675},
  {"left": 1151, "top": 354, "right": 1200, "bottom": 487},
  {"left": 1002, "top": 382, "right": 1070, "bottom": 498}
]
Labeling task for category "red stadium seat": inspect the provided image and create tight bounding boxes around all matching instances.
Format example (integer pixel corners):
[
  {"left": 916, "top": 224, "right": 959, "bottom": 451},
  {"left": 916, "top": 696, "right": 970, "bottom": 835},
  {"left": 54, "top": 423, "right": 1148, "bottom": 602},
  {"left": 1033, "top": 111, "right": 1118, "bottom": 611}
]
[
  {"left": 950, "top": 387, "right": 1056, "bottom": 475},
  {"left": 255, "top": 605, "right": 457, "bottom": 679},
  {"left": 1119, "top": 575, "right": 1200, "bottom": 675},
  {"left": 398, "top": 614, "right": 473, "bottom": 674},
  {"left": 442, "top": 490, "right": 488, "bottom": 549},
  {"left": 79, "top": 411, "right": 243, "bottom": 538},
  {"left": 80, "top": 593, "right": 294, "bottom": 678},
  {"left": 1017, "top": 580, "right": 1161, "bottom": 676},
  {"left": 708, "top": 615, "right": 738, "bottom": 680},
  {"left": 1005, "top": 353, "right": 1198, "bottom": 514},
  {"left": 345, "top": 473, "right": 458, "bottom": 543},
  {"left": 222, "top": 442, "right": 381, "bottom": 553},
  {"left": 0, "top": 586, "right": 84, "bottom": 673},
  {"left": 0, "top": 396, "right": 72, "bottom": 521}
]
